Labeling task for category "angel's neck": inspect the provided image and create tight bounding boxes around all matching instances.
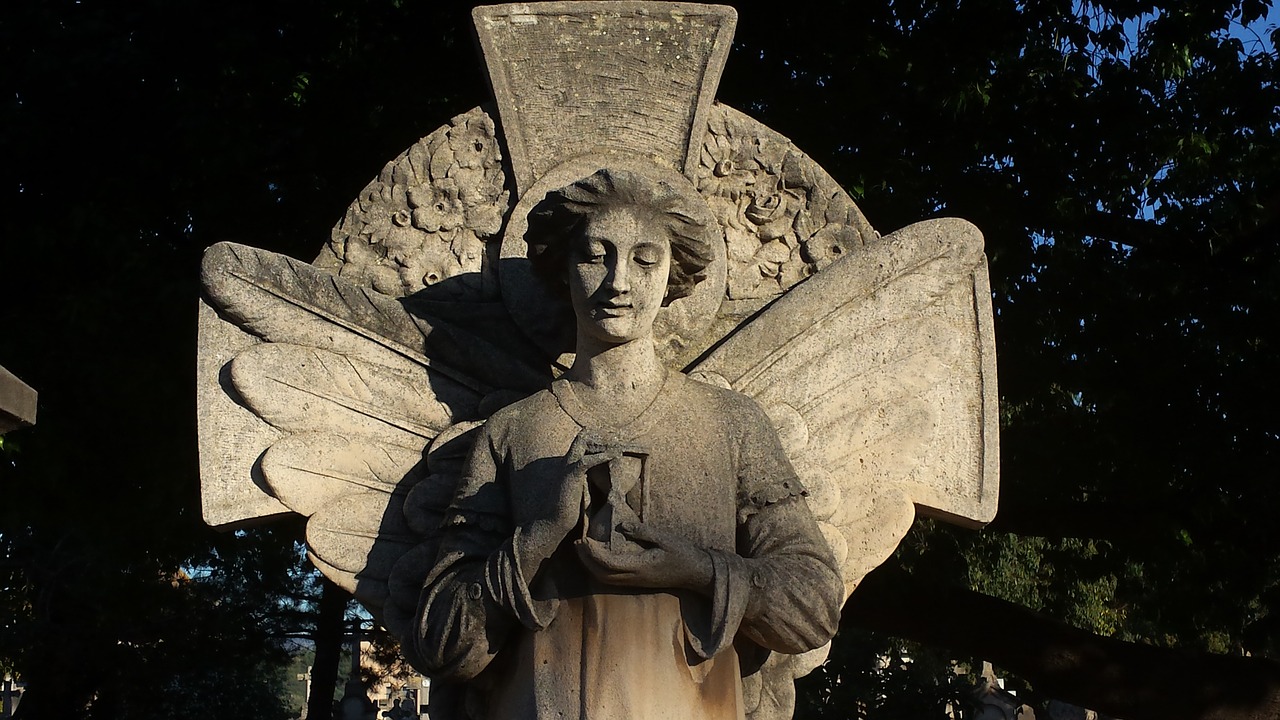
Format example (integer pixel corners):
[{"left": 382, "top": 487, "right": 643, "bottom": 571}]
[{"left": 566, "top": 334, "right": 666, "bottom": 410}]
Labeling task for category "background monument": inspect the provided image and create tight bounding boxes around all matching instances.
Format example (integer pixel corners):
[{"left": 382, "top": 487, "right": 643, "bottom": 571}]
[{"left": 0, "top": 366, "right": 36, "bottom": 436}]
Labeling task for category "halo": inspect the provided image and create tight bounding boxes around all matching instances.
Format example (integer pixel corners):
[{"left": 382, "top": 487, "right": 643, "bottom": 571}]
[{"left": 498, "top": 154, "right": 727, "bottom": 368}]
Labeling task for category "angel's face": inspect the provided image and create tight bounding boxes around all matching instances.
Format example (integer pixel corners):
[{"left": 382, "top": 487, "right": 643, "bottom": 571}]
[{"left": 567, "top": 207, "right": 671, "bottom": 345}]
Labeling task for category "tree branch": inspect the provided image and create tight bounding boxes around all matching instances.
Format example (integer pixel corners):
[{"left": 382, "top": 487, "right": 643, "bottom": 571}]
[{"left": 845, "top": 562, "right": 1280, "bottom": 720}]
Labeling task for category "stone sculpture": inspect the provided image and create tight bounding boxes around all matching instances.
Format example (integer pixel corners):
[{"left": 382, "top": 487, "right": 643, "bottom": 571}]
[
  {"left": 196, "top": 3, "right": 999, "bottom": 719},
  {"left": 415, "top": 165, "right": 843, "bottom": 718}
]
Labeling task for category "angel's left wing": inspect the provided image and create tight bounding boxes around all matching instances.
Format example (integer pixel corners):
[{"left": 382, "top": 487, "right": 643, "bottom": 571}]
[
  {"left": 198, "top": 242, "right": 550, "bottom": 636},
  {"left": 688, "top": 217, "right": 999, "bottom": 720}
]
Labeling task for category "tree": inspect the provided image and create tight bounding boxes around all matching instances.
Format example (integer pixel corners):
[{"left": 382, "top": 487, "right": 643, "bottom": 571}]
[
  {"left": 722, "top": 2, "right": 1280, "bottom": 718},
  {"left": 0, "top": 1, "right": 487, "bottom": 715},
  {"left": 2, "top": 1, "right": 1277, "bottom": 718}
]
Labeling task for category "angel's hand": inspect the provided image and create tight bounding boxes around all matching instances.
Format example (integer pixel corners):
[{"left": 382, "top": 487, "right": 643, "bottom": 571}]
[
  {"left": 575, "top": 522, "right": 714, "bottom": 594},
  {"left": 517, "top": 434, "right": 618, "bottom": 575}
]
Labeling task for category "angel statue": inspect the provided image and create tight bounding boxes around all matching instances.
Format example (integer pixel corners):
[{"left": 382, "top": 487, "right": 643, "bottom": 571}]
[
  {"left": 415, "top": 166, "right": 843, "bottom": 718},
  {"left": 196, "top": 4, "right": 999, "bottom": 720}
]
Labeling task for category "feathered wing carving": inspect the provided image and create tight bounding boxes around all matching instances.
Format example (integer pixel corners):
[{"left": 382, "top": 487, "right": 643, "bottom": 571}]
[
  {"left": 203, "top": 242, "right": 546, "bottom": 397},
  {"left": 693, "top": 217, "right": 995, "bottom": 585},
  {"left": 200, "top": 242, "right": 550, "bottom": 636},
  {"left": 690, "top": 217, "right": 999, "bottom": 720}
]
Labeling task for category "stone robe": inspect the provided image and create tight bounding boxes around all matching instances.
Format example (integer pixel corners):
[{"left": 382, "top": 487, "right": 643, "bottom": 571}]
[{"left": 416, "top": 371, "right": 842, "bottom": 720}]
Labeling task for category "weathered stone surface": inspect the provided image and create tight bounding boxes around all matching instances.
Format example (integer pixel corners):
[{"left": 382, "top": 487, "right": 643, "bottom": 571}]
[
  {"left": 413, "top": 167, "right": 842, "bottom": 719},
  {"left": 196, "top": 3, "right": 1000, "bottom": 718},
  {"left": 695, "top": 216, "right": 998, "bottom": 594},
  {"left": 497, "top": 153, "right": 729, "bottom": 365},
  {"left": 0, "top": 364, "right": 37, "bottom": 435},
  {"left": 195, "top": 299, "right": 288, "bottom": 528},
  {"left": 473, "top": 2, "right": 737, "bottom": 194},
  {"left": 314, "top": 107, "right": 510, "bottom": 301}
]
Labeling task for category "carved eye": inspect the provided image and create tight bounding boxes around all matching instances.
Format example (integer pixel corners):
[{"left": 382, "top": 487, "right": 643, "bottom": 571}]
[
  {"left": 473, "top": 140, "right": 484, "bottom": 153},
  {"left": 632, "top": 242, "right": 665, "bottom": 268},
  {"left": 577, "top": 239, "right": 607, "bottom": 264},
  {"left": 714, "top": 159, "right": 734, "bottom": 177},
  {"left": 392, "top": 210, "right": 411, "bottom": 227}
]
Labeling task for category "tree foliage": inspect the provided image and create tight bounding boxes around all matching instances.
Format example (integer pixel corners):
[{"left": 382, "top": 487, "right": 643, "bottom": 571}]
[
  {"left": 727, "top": 2, "right": 1280, "bottom": 717},
  {"left": 2, "top": 0, "right": 1278, "bottom": 718}
]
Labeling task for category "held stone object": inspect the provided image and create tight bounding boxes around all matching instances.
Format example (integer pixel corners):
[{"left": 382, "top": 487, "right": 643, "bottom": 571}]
[{"left": 196, "top": 3, "right": 999, "bottom": 719}]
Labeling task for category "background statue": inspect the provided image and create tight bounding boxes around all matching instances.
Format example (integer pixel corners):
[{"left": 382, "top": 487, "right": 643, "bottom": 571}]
[{"left": 196, "top": 4, "right": 998, "bottom": 718}]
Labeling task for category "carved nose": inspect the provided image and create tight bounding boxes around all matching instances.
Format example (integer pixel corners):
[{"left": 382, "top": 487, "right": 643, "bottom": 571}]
[{"left": 606, "top": 259, "right": 630, "bottom": 294}]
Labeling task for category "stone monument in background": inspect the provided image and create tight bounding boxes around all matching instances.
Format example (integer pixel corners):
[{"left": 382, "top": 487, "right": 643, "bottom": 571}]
[
  {"left": 196, "top": 3, "right": 1000, "bottom": 718},
  {"left": 0, "top": 366, "right": 37, "bottom": 436}
]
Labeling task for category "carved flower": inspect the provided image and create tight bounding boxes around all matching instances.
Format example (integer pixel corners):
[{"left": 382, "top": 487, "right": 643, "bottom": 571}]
[
  {"left": 446, "top": 114, "right": 501, "bottom": 170},
  {"left": 745, "top": 189, "right": 784, "bottom": 224},
  {"left": 408, "top": 180, "right": 466, "bottom": 233},
  {"left": 698, "top": 130, "right": 755, "bottom": 198},
  {"left": 802, "top": 223, "right": 858, "bottom": 270},
  {"left": 345, "top": 181, "right": 421, "bottom": 264},
  {"left": 450, "top": 229, "right": 485, "bottom": 274},
  {"left": 464, "top": 190, "right": 508, "bottom": 237},
  {"left": 753, "top": 239, "right": 793, "bottom": 281},
  {"left": 744, "top": 178, "right": 802, "bottom": 241},
  {"left": 384, "top": 229, "right": 465, "bottom": 293}
]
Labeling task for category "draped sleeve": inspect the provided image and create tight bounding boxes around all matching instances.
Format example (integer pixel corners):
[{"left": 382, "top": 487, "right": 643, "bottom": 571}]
[
  {"left": 698, "top": 394, "right": 843, "bottom": 658},
  {"left": 414, "top": 415, "right": 560, "bottom": 681}
]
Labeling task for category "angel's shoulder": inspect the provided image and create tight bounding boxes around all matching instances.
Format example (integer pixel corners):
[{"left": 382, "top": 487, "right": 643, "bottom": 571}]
[
  {"left": 671, "top": 372, "right": 772, "bottom": 430},
  {"left": 476, "top": 389, "right": 564, "bottom": 443}
]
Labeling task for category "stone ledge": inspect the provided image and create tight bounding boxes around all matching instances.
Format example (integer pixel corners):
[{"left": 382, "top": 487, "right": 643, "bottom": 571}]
[{"left": 0, "top": 365, "right": 37, "bottom": 434}]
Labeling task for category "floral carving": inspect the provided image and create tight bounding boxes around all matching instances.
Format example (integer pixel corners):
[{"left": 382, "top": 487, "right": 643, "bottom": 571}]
[
  {"left": 319, "top": 104, "right": 874, "bottom": 308},
  {"left": 319, "top": 108, "right": 511, "bottom": 299},
  {"left": 409, "top": 180, "right": 466, "bottom": 233},
  {"left": 693, "top": 105, "right": 877, "bottom": 301}
]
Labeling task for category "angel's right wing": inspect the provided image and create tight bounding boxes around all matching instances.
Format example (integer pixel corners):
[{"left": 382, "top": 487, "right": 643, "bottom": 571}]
[{"left": 198, "top": 242, "right": 551, "bottom": 640}]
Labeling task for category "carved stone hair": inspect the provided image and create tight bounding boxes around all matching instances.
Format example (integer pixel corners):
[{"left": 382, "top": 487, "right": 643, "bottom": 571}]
[{"left": 525, "top": 168, "right": 717, "bottom": 305}]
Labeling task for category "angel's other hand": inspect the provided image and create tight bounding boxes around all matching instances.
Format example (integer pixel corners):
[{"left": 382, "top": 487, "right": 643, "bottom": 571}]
[{"left": 575, "top": 523, "right": 713, "bottom": 594}]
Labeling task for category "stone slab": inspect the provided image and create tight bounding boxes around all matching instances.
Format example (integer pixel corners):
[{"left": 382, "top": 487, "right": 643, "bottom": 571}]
[
  {"left": 0, "top": 365, "right": 37, "bottom": 435},
  {"left": 473, "top": 2, "right": 736, "bottom": 193}
]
